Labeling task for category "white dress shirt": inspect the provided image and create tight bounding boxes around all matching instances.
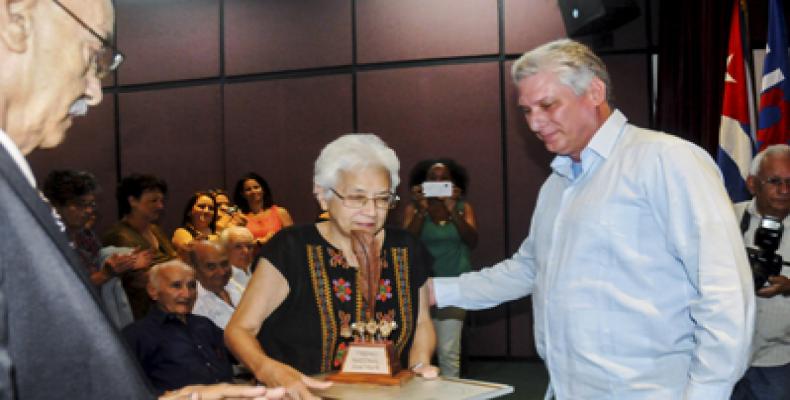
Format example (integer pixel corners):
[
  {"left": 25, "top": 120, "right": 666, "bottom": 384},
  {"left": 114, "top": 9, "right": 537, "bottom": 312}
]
[
  {"left": 231, "top": 265, "right": 251, "bottom": 289},
  {"left": 735, "top": 200, "right": 790, "bottom": 368},
  {"left": 435, "top": 110, "right": 755, "bottom": 400},
  {"left": 0, "top": 128, "right": 36, "bottom": 187},
  {"left": 192, "top": 280, "right": 242, "bottom": 329}
]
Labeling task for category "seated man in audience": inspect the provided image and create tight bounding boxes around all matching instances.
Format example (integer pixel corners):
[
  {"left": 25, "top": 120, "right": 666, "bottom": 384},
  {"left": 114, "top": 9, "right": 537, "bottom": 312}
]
[
  {"left": 190, "top": 240, "right": 242, "bottom": 329},
  {"left": 123, "top": 260, "right": 234, "bottom": 394},
  {"left": 103, "top": 173, "right": 178, "bottom": 319},
  {"left": 220, "top": 226, "right": 255, "bottom": 288}
]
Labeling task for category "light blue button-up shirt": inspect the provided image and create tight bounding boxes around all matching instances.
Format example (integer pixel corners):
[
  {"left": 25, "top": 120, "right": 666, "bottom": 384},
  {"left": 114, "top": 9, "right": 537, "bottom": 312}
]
[{"left": 435, "top": 110, "right": 755, "bottom": 399}]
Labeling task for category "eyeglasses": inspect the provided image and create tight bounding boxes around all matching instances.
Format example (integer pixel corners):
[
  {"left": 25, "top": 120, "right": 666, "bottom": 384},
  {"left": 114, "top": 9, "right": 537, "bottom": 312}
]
[
  {"left": 51, "top": 0, "right": 124, "bottom": 79},
  {"left": 329, "top": 189, "right": 398, "bottom": 209},
  {"left": 760, "top": 177, "right": 790, "bottom": 187}
]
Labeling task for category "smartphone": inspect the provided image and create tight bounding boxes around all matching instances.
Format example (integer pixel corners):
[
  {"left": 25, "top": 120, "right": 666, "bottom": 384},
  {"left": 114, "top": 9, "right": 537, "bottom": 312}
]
[{"left": 422, "top": 181, "right": 453, "bottom": 198}]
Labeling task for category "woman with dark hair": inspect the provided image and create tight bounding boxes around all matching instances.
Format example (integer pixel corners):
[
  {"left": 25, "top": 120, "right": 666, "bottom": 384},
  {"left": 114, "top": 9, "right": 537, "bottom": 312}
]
[
  {"left": 42, "top": 170, "right": 150, "bottom": 288},
  {"left": 211, "top": 189, "right": 247, "bottom": 233},
  {"left": 172, "top": 191, "right": 219, "bottom": 254},
  {"left": 232, "top": 173, "right": 292, "bottom": 245},
  {"left": 402, "top": 158, "right": 478, "bottom": 378}
]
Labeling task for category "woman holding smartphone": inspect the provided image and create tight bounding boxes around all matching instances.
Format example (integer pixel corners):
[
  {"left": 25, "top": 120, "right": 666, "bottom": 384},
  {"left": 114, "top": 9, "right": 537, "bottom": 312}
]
[{"left": 403, "top": 158, "right": 478, "bottom": 378}]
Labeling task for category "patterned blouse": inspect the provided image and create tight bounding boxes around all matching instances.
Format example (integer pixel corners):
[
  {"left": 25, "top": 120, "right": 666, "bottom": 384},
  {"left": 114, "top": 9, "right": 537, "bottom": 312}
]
[{"left": 255, "top": 224, "right": 432, "bottom": 375}]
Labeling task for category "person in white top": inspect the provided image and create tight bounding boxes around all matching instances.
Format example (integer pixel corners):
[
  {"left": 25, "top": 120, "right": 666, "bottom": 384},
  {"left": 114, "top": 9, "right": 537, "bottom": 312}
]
[
  {"left": 220, "top": 226, "right": 255, "bottom": 289},
  {"left": 732, "top": 144, "right": 790, "bottom": 400},
  {"left": 189, "top": 240, "right": 242, "bottom": 329},
  {"left": 430, "top": 38, "right": 755, "bottom": 400}
]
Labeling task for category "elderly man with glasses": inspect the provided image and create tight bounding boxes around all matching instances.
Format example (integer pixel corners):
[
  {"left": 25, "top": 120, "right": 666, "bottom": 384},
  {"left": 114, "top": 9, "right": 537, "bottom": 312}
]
[{"left": 0, "top": 0, "right": 282, "bottom": 398}]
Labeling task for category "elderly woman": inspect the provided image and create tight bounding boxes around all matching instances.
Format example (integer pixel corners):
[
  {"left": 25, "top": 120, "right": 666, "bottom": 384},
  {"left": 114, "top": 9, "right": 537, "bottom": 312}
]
[
  {"left": 225, "top": 134, "right": 437, "bottom": 399},
  {"left": 172, "top": 191, "right": 219, "bottom": 254}
]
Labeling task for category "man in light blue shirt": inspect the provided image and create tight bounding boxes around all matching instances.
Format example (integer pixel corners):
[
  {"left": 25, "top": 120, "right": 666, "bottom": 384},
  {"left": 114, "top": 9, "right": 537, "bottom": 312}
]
[{"left": 432, "top": 39, "right": 755, "bottom": 399}]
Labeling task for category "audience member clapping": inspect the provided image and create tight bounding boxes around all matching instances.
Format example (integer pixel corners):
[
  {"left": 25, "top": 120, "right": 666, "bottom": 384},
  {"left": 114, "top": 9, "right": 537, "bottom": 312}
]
[
  {"left": 43, "top": 170, "right": 151, "bottom": 287},
  {"left": 103, "top": 173, "right": 177, "bottom": 319}
]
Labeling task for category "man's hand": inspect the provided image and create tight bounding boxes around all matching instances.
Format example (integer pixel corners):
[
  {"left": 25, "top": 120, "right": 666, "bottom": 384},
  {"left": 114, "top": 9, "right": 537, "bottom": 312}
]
[
  {"left": 757, "top": 275, "right": 790, "bottom": 298},
  {"left": 160, "top": 383, "right": 287, "bottom": 400}
]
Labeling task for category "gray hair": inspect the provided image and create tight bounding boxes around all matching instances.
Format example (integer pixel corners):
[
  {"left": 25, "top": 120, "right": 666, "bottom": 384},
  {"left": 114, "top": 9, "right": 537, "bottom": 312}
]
[
  {"left": 313, "top": 134, "right": 400, "bottom": 197},
  {"left": 511, "top": 39, "right": 612, "bottom": 102},
  {"left": 750, "top": 144, "right": 790, "bottom": 176},
  {"left": 219, "top": 226, "right": 253, "bottom": 246},
  {"left": 148, "top": 259, "right": 194, "bottom": 290}
]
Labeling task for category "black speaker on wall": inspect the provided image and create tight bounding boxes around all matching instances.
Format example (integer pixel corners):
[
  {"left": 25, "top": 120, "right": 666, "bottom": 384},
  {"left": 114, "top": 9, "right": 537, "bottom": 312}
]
[{"left": 558, "top": 0, "right": 640, "bottom": 37}]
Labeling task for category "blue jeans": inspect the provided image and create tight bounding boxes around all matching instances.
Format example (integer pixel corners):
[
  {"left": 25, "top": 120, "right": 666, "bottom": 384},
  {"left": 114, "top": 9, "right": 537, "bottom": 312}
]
[{"left": 731, "top": 363, "right": 790, "bottom": 400}]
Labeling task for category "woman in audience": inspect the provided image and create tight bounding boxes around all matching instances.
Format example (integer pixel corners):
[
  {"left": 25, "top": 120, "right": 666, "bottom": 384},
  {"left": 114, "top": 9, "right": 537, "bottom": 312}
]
[
  {"left": 403, "top": 158, "right": 478, "bottom": 378},
  {"left": 212, "top": 189, "right": 247, "bottom": 233},
  {"left": 172, "top": 191, "right": 219, "bottom": 254},
  {"left": 43, "top": 170, "right": 150, "bottom": 287},
  {"left": 232, "top": 173, "right": 293, "bottom": 245},
  {"left": 226, "top": 134, "right": 438, "bottom": 399}
]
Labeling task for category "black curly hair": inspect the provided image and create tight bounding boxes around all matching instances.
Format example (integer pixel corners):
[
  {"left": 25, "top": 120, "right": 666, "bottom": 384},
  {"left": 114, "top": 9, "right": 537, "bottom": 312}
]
[
  {"left": 408, "top": 158, "right": 469, "bottom": 194},
  {"left": 42, "top": 170, "right": 98, "bottom": 207}
]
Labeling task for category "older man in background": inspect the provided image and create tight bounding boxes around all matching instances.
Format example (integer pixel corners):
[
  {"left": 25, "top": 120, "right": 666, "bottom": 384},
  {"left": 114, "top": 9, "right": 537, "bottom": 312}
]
[
  {"left": 190, "top": 240, "right": 242, "bottom": 329},
  {"left": 123, "top": 261, "right": 234, "bottom": 394},
  {"left": 0, "top": 0, "right": 281, "bottom": 398},
  {"left": 220, "top": 226, "right": 256, "bottom": 289},
  {"left": 732, "top": 144, "right": 790, "bottom": 400}
]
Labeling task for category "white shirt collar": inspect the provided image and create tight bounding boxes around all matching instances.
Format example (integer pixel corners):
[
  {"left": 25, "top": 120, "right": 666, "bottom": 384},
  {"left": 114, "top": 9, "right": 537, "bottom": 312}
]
[{"left": 0, "top": 128, "right": 36, "bottom": 187}]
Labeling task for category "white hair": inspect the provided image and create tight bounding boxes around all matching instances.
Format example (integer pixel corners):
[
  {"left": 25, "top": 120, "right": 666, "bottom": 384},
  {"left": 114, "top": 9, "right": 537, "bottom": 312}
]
[
  {"left": 313, "top": 134, "right": 400, "bottom": 197},
  {"left": 219, "top": 226, "right": 253, "bottom": 246},
  {"left": 750, "top": 144, "right": 790, "bottom": 176},
  {"left": 511, "top": 38, "right": 612, "bottom": 102},
  {"left": 148, "top": 259, "right": 194, "bottom": 290}
]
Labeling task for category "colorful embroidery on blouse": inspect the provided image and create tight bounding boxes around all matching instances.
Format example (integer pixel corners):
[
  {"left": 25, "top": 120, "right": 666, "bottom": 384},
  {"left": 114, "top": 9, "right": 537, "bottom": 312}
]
[
  {"left": 327, "top": 247, "right": 389, "bottom": 270},
  {"left": 377, "top": 278, "right": 393, "bottom": 302},
  {"left": 333, "top": 342, "right": 348, "bottom": 368},
  {"left": 306, "top": 245, "right": 337, "bottom": 373},
  {"left": 390, "top": 247, "right": 413, "bottom": 357},
  {"left": 327, "top": 247, "right": 350, "bottom": 269},
  {"left": 333, "top": 278, "right": 352, "bottom": 302}
]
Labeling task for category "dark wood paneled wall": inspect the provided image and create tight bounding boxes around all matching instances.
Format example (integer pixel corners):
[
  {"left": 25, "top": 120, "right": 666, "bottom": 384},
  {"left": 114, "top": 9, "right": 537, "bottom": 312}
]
[{"left": 28, "top": 0, "right": 656, "bottom": 358}]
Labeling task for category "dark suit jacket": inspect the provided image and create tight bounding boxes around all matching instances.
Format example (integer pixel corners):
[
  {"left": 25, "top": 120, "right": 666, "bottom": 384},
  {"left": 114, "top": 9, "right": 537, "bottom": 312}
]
[{"left": 0, "top": 146, "right": 155, "bottom": 399}]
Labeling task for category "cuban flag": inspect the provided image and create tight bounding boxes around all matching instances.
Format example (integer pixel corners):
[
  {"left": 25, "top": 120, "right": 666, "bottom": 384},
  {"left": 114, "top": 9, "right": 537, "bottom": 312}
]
[
  {"left": 718, "top": 0, "right": 755, "bottom": 202},
  {"left": 756, "top": 0, "right": 790, "bottom": 150}
]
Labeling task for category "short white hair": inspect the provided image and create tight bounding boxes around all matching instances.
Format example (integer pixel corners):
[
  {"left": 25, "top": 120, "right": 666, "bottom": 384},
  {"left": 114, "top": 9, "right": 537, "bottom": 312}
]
[
  {"left": 750, "top": 144, "right": 790, "bottom": 176},
  {"left": 313, "top": 134, "right": 400, "bottom": 196},
  {"left": 148, "top": 259, "right": 194, "bottom": 290},
  {"left": 220, "top": 226, "right": 253, "bottom": 246},
  {"left": 511, "top": 38, "right": 612, "bottom": 102}
]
